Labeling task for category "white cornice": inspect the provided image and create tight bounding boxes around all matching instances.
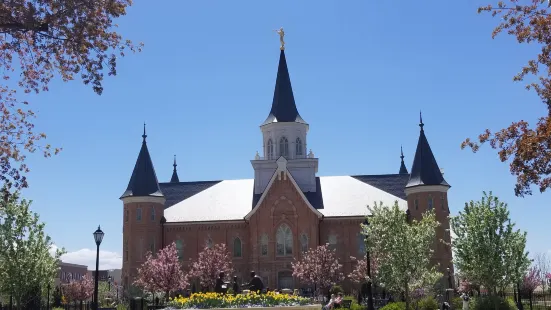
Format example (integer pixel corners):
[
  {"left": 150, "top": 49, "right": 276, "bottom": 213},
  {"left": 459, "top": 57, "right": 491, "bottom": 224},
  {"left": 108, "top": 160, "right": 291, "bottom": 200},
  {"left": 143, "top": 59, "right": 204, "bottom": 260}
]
[
  {"left": 404, "top": 185, "right": 450, "bottom": 196},
  {"left": 121, "top": 196, "right": 166, "bottom": 205}
]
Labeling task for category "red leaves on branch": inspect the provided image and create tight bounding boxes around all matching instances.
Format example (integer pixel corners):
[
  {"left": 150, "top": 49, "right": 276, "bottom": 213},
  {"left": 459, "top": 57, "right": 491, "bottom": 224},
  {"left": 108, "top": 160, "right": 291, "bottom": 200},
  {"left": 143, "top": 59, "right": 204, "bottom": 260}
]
[
  {"left": 188, "top": 243, "right": 233, "bottom": 291},
  {"left": 62, "top": 276, "right": 93, "bottom": 303},
  {"left": 292, "top": 244, "right": 344, "bottom": 292},
  {"left": 0, "top": 1, "right": 142, "bottom": 193},
  {"left": 134, "top": 243, "right": 189, "bottom": 299},
  {"left": 463, "top": 0, "right": 551, "bottom": 197}
]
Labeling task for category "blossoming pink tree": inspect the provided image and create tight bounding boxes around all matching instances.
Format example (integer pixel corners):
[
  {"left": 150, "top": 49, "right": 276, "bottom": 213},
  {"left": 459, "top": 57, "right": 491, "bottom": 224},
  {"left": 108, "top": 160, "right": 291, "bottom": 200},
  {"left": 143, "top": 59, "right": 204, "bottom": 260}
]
[
  {"left": 458, "top": 279, "right": 472, "bottom": 294},
  {"left": 189, "top": 243, "right": 233, "bottom": 291},
  {"left": 292, "top": 244, "right": 344, "bottom": 295},
  {"left": 134, "top": 242, "right": 189, "bottom": 301},
  {"left": 522, "top": 267, "right": 541, "bottom": 295},
  {"left": 348, "top": 254, "right": 378, "bottom": 285},
  {"left": 62, "top": 276, "right": 93, "bottom": 304}
]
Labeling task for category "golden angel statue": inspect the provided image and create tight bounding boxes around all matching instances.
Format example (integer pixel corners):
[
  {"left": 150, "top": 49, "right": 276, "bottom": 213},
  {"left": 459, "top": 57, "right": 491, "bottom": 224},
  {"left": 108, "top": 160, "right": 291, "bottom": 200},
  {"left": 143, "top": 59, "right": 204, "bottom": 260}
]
[{"left": 275, "top": 27, "right": 285, "bottom": 50}]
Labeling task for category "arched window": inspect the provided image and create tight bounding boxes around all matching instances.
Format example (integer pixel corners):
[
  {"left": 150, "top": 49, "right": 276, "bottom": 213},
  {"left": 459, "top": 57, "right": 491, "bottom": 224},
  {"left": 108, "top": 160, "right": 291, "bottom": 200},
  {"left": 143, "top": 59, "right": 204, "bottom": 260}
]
[
  {"left": 124, "top": 209, "right": 129, "bottom": 222},
  {"left": 175, "top": 239, "right": 183, "bottom": 260},
  {"left": 276, "top": 224, "right": 293, "bottom": 256},
  {"left": 260, "top": 234, "right": 269, "bottom": 256},
  {"left": 233, "top": 238, "right": 242, "bottom": 257},
  {"left": 150, "top": 207, "right": 155, "bottom": 221},
  {"left": 206, "top": 238, "right": 213, "bottom": 249},
  {"left": 300, "top": 233, "right": 308, "bottom": 253},
  {"left": 428, "top": 195, "right": 434, "bottom": 211},
  {"left": 296, "top": 138, "right": 303, "bottom": 156},
  {"left": 414, "top": 199, "right": 419, "bottom": 210},
  {"left": 136, "top": 208, "right": 142, "bottom": 221},
  {"left": 328, "top": 234, "right": 337, "bottom": 251},
  {"left": 267, "top": 139, "right": 274, "bottom": 160},
  {"left": 279, "top": 137, "right": 289, "bottom": 157},
  {"left": 358, "top": 233, "right": 366, "bottom": 255}
]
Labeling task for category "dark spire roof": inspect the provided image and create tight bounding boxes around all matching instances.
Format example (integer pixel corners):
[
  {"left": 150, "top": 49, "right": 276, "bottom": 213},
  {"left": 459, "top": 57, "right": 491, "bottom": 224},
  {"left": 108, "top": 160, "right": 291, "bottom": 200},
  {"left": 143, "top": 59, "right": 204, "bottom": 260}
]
[
  {"left": 120, "top": 123, "right": 164, "bottom": 198},
  {"left": 406, "top": 113, "right": 450, "bottom": 188},
  {"left": 170, "top": 155, "right": 180, "bottom": 183},
  {"left": 399, "top": 145, "right": 409, "bottom": 174},
  {"left": 261, "top": 50, "right": 307, "bottom": 126}
]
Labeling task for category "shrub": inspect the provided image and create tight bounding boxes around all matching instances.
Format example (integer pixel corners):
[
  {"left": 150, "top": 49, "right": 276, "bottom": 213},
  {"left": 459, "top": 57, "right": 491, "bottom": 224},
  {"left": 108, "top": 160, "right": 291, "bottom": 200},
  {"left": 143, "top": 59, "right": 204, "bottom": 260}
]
[
  {"left": 450, "top": 297, "right": 462, "bottom": 310},
  {"left": 472, "top": 296, "right": 516, "bottom": 310},
  {"left": 330, "top": 285, "right": 344, "bottom": 295},
  {"left": 417, "top": 297, "right": 438, "bottom": 310},
  {"left": 343, "top": 296, "right": 362, "bottom": 310},
  {"left": 380, "top": 302, "right": 414, "bottom": 310}
]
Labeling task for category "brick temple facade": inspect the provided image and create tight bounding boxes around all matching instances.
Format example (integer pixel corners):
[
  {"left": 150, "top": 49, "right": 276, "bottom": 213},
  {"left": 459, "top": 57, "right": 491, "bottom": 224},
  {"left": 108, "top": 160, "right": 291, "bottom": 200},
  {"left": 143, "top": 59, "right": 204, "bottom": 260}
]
[{"left": 120, "top": 44, "right": 453, "bottom": 293}]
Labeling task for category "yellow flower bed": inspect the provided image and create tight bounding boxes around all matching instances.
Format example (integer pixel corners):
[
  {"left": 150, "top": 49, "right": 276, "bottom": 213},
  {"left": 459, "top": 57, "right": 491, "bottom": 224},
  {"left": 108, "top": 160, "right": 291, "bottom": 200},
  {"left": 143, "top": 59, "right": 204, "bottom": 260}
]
[{"left": 168, "top": 291, "right": 312, "bottom": 309}]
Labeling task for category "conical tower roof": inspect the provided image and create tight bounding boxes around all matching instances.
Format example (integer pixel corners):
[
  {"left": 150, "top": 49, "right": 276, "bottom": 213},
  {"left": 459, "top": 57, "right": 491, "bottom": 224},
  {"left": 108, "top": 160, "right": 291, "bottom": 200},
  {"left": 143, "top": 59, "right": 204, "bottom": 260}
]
[
  {"left": 399, "top": 146, "right": 409, "bottom": 174},
  {"left": 406, "top": 114, "right": 450, "bottom": 188},
  {"left": 261, "top": 50, "right": 307, "bottom": 126},
  {"left": 120, "top": 125, "right": 163, "bottom": 198},
  {"left": 170, "top": 155, "right": 180, "bottom": 183}
]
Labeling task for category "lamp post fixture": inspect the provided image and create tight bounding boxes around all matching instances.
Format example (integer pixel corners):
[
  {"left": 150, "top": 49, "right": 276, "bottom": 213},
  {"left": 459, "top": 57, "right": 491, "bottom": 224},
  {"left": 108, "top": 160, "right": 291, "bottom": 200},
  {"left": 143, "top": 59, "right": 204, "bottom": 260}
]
[
  {"left": 363, "top": 218, "right": 374, "bottom": 310},
  {"left": 93, "top": 225, "right": 105, "bottom": 310}
]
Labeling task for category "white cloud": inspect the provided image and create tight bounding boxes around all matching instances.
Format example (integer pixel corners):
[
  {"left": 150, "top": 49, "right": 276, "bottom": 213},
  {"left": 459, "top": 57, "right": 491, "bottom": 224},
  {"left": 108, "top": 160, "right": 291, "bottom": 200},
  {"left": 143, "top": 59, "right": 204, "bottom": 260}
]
[{"left": 50, "top": 245, "right": 122, "bottom": 270}]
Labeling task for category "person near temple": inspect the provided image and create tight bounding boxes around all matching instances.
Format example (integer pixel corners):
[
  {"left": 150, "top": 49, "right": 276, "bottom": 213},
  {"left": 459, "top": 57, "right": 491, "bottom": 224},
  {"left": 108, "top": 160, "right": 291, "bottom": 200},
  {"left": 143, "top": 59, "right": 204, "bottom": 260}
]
[
  {"left": 242, "top": 271, "right": 264, "bottom": 293},
  {"left": 214, "top": 272, "right": 230, "bottom": 294}
]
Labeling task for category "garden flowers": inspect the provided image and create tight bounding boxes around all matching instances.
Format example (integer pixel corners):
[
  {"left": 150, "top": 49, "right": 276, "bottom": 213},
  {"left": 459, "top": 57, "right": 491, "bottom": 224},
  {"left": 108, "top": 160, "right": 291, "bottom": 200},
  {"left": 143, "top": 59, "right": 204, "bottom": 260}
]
[{"left": 168, "top": 291, "right": 311, "bottom": 309}]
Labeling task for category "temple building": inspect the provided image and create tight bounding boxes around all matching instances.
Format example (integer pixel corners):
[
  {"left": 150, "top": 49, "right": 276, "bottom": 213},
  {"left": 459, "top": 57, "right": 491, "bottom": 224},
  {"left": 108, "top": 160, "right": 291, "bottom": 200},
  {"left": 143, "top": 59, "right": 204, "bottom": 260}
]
[{"left": 120, "top": 37, "right": 453, "bottom": 292}]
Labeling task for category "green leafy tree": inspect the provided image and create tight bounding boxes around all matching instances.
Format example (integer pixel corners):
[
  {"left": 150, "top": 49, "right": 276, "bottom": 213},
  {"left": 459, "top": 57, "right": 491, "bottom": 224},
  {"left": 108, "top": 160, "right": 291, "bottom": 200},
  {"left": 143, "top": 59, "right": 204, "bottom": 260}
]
[
  {"left": 450, "top": 192, "right": 530, "bottom": 297},
  {"left": 363, "top": 202, "right": 442, "bottom": 310},
  {"left": 0, "top": 192, "right": 65, "bottom": 309}
]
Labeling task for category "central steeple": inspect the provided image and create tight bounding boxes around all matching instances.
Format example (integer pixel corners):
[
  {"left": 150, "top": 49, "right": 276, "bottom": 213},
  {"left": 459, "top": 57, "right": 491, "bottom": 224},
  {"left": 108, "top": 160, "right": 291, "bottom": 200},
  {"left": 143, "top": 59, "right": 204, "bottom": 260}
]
[{"left": 261, "top": 30, "right": 306, "bottom": 126}]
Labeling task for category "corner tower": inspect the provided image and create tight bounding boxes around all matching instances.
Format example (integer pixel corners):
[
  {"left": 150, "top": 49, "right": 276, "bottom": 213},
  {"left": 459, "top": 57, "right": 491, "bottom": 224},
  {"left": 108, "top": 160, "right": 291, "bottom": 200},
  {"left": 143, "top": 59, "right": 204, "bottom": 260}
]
[
  {"left": 120, "top": 125, "right": 165, "bottom": 290},
  {"left": 251, "top": 29, "right": 318, "bottom": 195},
  {"left": 404, "top": 114, "right": 453, "bottom": 278}
]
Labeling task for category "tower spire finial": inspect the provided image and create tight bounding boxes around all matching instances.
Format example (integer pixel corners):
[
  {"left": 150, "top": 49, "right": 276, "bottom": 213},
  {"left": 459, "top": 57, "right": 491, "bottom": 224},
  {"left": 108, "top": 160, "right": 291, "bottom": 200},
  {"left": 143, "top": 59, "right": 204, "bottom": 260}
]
[
  {"left": 170, "top": 154, "right": 180, "bottom": 183},
  {"left": 275, "top": 27, "right": 285, "bottom": 50},
  {"left": 399, "top": 145, "right": 408, "bottom": 174},
  {"left": 400, "top": 145, "right": 404, "bottom": 160},
  {"left": 419, "top": 111, "right": 424, "bottom": 130},
  {"left": 142, "top": 122, "right": 147, "bottom": 141}
]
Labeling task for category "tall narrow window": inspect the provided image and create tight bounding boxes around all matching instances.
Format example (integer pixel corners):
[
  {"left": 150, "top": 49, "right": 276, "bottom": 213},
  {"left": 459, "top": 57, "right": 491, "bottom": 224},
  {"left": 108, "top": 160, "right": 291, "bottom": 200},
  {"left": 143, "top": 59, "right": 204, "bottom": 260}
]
[
  {"left": 124, "top": 209, "right": 129, "bottom": 222},
  {"left": 358, "top": 233, "right": 366, "bottom": 255},
  {"left": 300, "top": 233, "right": 308, "bottom": 253},
  {"left": 279, "top": 137, "right": 289, "bottom": 157},
  {"left": 296, "top": 138, "right": 303, "bottom": 157},
  {"left": 414, "top": 199, "right": 419, "bottom": 210},
  {"left": 233, "top": 238, "right": 242, "bottom": 257},
  {"left": 176, "top": 239, "right": 183, "bottom": 260},
  {"left": 260, "top": 234, "right": 269, "bottom": 256},
  {"left": 428, "top": 195, "right": 433, "bottom": 211},
  {"left": 139, "top": 238, "right": 144, "bottom": 259},
  {"left": 136, "top": 208, "right": 142, "bottom": 221},
  {"left": 328, "top": 234, "right": 337, "bottom": 251},
  {"left": 124, "top": 239, "right": 128, "bottom": 262},
  {"left": 276, "top": 224, "right": 293, "bottom": 256},
  {"left": 206, "top": 238, "right": 213, "bottom": 249},
  {"left": 441, "top": 193, "right": 446, "bottom": 210},
  {"left": 150, "top": 236, "right": 155, "bottom": 253},
  {"left": 267, "top": 139, "right": 274, "bottom": 160},
  {"left": 150, "top": 207, "right": 155, "bottom": 221}
]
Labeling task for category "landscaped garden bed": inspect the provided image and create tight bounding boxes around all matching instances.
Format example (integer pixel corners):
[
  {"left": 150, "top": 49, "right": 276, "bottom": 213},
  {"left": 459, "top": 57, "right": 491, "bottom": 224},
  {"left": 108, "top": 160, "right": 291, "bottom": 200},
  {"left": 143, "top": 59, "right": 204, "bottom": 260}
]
[{"left": 164, "top": 291, "right": 319, "bottom": 309}]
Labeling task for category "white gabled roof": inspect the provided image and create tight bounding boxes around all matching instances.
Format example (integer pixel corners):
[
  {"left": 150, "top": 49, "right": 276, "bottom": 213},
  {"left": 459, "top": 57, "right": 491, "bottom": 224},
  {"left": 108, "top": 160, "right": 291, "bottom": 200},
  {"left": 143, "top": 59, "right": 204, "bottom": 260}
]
[
  {"left": 164, "top": 179, "right": 254, "bottom": 222},
  {"left": 318, "top": 176, "right": 407, "bottom": 217},
  {"left": 163, "top": 176, "right": 407, "bottom": 223}
]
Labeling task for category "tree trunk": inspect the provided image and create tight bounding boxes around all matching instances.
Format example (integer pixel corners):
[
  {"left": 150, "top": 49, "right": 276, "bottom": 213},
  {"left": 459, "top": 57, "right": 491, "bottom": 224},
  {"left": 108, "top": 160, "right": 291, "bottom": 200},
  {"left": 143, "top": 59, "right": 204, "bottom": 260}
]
[
  {"left": 529, "top": 291, "right": 533, "bottom": 310},
  {"left": 404, "top": 282, "right": 410, "bottom": 310},
  {"left": 165, "top": 290, "right": 170, "bottom": 302}
]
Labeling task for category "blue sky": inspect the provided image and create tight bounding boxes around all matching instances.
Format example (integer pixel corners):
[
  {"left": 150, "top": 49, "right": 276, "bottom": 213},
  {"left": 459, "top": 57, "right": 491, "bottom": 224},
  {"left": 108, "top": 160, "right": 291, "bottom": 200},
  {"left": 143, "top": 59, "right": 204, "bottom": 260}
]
[{"left": 20, "top": 0, "right": 550, "bottom": 269}]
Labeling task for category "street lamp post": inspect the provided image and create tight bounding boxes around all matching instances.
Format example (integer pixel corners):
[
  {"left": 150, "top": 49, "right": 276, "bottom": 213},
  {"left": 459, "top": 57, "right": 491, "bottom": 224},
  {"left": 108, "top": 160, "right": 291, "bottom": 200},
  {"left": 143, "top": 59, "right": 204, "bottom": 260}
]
[
  {"left": 93, "top": 226, "right": 105, "bottom": 310},
  {"left": 363, "top": 218, "right": 374, "bottom": 310}
]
